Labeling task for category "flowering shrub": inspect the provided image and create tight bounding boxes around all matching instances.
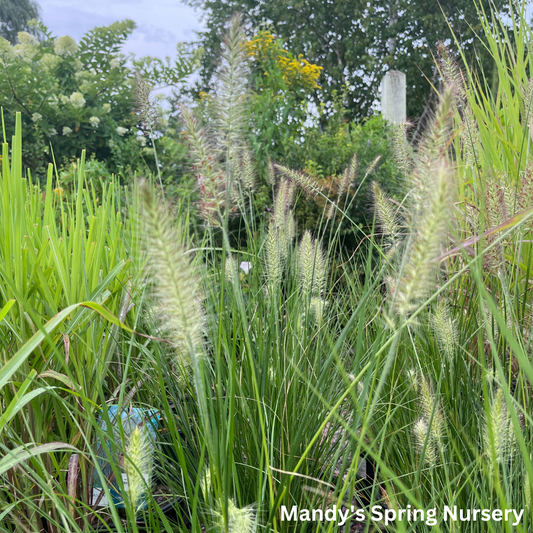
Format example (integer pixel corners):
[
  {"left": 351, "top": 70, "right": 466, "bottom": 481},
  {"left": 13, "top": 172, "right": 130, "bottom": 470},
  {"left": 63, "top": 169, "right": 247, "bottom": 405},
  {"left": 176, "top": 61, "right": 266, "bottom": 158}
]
[
  {"left": 0, "top": 20, "right": 198, "bottom": 178},
  {"left": 245, "top": 31, "right": 322, "bottom": 92},
  {"left": 242, "top": 30, "right": 324, "bottom": 180}
]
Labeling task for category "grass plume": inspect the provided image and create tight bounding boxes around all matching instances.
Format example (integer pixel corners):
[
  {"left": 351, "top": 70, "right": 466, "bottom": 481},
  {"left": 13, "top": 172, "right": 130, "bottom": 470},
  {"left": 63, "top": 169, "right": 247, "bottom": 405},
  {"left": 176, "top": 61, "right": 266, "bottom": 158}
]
[
  {"left": 394, "top": 159, "right": 454, "bottom": 316},
  {"left": 213, "top": 13, "right": 250, "bottom": 160},
  {"left": 124, "top": 426, "right": 153, "bottom": 514},
  {"left": 298, "top": 230, "right": 326, "bottom": 298},
  {"left": 140, "top": 181, "right": 204, "bottom": 367},
  {"left": 483, "top": 388, "right": 517, "bottom": 469}
]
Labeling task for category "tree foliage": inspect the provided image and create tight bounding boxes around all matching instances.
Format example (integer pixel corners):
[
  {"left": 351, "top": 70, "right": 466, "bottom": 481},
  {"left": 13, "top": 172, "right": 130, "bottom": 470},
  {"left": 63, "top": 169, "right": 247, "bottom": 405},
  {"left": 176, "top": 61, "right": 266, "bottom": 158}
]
[
  {"left": 0, "top": 0, "right": 41, "bottom": 44},
  {"left": 184, "top": 0, "right": 510, "bottom": 121}
]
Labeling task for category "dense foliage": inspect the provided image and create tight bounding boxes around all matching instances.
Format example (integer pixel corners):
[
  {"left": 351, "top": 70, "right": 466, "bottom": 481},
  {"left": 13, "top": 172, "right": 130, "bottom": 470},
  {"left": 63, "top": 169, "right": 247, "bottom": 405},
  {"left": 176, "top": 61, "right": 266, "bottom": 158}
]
[
  {"left": 2, "top": 3, "right": 533, "bottom": 533},
  {"left": 184, "top": 0, "right": 511, "bottom": 120},
  {"left": 0, "top": 20, "right": 198, "bottom": 179}
]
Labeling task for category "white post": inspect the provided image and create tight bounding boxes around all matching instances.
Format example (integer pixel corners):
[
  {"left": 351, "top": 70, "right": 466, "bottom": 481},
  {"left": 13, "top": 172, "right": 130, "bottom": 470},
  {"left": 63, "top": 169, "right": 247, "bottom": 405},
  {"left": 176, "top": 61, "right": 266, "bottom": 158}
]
[{"left": 381, "top": 70, "right": 406, "bottom": 124}]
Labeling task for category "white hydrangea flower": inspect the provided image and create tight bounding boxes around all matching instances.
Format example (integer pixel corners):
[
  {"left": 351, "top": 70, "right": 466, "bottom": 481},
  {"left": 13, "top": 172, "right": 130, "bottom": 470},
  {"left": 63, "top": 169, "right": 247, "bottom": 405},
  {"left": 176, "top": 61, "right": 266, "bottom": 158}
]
[
  {"left": 109, "top": 139, "right": 116, "bottom": 148},
  {"left": 48, "top": 94, "right": 59, "bottom": 107},
  {"left": 89, "top": 116, "right": 100, "bottom": 128},
  {"left": 109, "top": 58, "right": 120, "bottom": 69},
  {"left": 79, "top": 82, "right": 92, "bottom": 94},
  {"left": 137, "top": 135, "right": 146, "bottom": 146},
  {"left": 116, "top": 126, "right": 127, "bottom": 136},
  {"left": 13, "top": 44, "right": 37, "bottom": 61},
  {"left": 75, "top": 70, "right": 91, "bottom": 80},
  {"left": 102, "top": 103, "right": 111, "bottom": 113},
  {"left": 59, "top": 95, "right": 70, "bottom": 105},
  {"left": 54, "top": 35, "right": 78, "bottom": 57},
  {"left": 47, "top": 128, "right": 58, "bottom": 137},
  {"left": 63, "top": 126, "right": 72, "bottom": 136},
  {"left": 40, "top": 53, "right": 61, "bottom": 71},
  {"left": 69, "top": 92, "right": 85, "bottom": 109},
  {"left": 31, "top": 112, "right": 42, "bottom": 123},
  {"left": 0, "top": 37, "right": 13, "bottom": 56},
  {"left": 17, "top": 32, "right": 38, "bottom": 46}
]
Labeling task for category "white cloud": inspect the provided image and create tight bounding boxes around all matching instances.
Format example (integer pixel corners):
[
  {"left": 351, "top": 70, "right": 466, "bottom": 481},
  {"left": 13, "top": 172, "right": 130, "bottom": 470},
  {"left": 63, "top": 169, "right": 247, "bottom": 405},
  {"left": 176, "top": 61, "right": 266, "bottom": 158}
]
[{"left": 38, "top": 0, "right": 205, "bottom": 58}]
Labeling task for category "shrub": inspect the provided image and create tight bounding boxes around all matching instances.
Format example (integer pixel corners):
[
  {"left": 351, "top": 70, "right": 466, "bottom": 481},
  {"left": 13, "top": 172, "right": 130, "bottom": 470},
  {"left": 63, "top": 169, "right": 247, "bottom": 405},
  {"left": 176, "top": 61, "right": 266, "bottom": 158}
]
[{"left": 0, "top": 20, "right": 198, "bottom": 179}]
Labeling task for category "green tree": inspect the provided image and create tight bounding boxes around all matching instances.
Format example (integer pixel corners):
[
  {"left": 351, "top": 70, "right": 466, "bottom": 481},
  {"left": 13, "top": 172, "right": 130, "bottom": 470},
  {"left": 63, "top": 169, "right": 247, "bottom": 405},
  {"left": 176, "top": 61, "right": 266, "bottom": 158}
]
[
  {"left": 184, "top": 0, "right": 510, "bottom": 121},
  {"left": 0, "top": 0, "right": 41, "bottom": 44}
]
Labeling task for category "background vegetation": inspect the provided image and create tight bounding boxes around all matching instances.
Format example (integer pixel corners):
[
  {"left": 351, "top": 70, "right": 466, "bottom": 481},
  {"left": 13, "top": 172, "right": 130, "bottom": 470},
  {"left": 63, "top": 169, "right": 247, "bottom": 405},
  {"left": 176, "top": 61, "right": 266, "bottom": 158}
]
[{"left": 0, "top": 1, "right": 533, "bottom": 533}]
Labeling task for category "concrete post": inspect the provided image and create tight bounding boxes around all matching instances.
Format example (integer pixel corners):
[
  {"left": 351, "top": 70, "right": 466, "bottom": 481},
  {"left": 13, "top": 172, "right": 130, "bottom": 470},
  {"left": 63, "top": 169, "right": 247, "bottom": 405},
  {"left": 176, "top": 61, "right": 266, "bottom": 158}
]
[{"left": 381, "top": 70, "right": 406, "bottom": 124}]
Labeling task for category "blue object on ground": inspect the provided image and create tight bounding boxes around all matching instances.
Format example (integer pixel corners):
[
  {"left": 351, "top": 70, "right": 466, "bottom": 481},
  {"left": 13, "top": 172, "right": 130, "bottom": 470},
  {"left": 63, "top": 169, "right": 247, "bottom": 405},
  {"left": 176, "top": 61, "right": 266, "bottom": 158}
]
[{"left": 92, "top": 405, "right": 159, "bottom": 509}]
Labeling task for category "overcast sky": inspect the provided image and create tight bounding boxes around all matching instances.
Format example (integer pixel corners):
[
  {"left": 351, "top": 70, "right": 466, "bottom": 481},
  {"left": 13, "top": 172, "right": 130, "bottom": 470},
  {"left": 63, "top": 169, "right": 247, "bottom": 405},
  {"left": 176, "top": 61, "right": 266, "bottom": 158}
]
[{"left": 38, "top": 0, "right": 205, "bottom": 59}]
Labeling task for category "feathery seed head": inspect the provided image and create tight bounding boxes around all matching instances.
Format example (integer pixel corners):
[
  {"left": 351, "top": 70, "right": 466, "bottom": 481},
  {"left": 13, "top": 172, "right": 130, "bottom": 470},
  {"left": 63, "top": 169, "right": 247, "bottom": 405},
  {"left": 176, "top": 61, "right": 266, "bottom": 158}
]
[
  {"left": 273, "top": 180, "right": 295, "bottom": 229},
  {"left": 430, "top": 300, "right": 458, "bottom": 366},
  {"left": 339, "top": 154, "right": 358, "bottom": 197},
  {"left": 394, "top": 159, "right": 454, "bottom": 316},
  {"left": 181, "top": 105, "right": 226, "bottom": 226},
  {"left": 414, "top": 417, "right": 437, "bottom": 467},
  {"left": 392, "top": 122, "right": 414, "bottom": 178},
  {"left": 140, "top": 182, "right": 205, "bottom": 367},
  {"left": 225, "top": 257, "right": 236, "bottom": 284},
  {"left": 298, "top": 231, "right": 327, "bottom": 298},
  {"left": 437, "top": 42, "right": 466, "bottom": 104},
  {"left": 239, "top": 146, "right": 255, "bottom": 192},
  {"left": 482, "top": 176, "right": 505, "bottom": 271},
  {"left": 518, "top": 162, "right": 533, "bottom": 213},
  {"left": 275, "top": 164, "right": 322, "bottom": 198},
  {"left": 270, "top": 180, "right": 296, "bottom": 259},
  {"left": 213, "top": 14, "right": 250, "bottom": 158},
  {"left": 484, "top": 388, "right": 517, "bottom": 468},
  {"left": 265, "top": 223, "right": 283, "bottom": 287},
  {"left": 267, "top": 157, "right": 277, "bottom": 186},
  {"left": 230, "top": 147, "right": 256, "bottom": 211},
  {"left": 461, "top": 106, "right": 481, "bottom": 169},
  {"left": 418, "top": 376, "right": 445, "bottom": 456},
  {"left": 214, "top": 499, "right": 256, "bottom": 533},
  {"left": 134, "top": 72, "right": 158, "bottom": 133},
  {"left": 372, "top": 181, "right": 399, "bottom": 247},
  {"left": 124, "top": 426, "right": 153, "bottom": 514},
  {"left": 364, "top": 155, "right": 382, "bottom": 180},
  {"left": 409, "top": 87, "right": 455, "bottom": 216}
]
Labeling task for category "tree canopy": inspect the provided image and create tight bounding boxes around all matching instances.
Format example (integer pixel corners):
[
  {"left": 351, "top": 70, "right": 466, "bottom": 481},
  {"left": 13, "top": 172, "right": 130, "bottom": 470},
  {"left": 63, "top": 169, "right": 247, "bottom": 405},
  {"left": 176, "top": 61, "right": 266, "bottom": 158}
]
[
  {"left": 0, "top": 0, "right": 41, "bottom": 44},
  {"left": 184, "top": 0, "right": 510, "bottom": 121}
]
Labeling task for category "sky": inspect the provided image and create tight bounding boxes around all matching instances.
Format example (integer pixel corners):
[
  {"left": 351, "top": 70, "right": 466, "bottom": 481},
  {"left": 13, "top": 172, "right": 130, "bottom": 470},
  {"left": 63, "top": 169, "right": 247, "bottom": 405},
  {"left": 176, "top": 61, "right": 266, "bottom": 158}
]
[{"left": 37, "top": 0, "right": 205, "bottom": 59}]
